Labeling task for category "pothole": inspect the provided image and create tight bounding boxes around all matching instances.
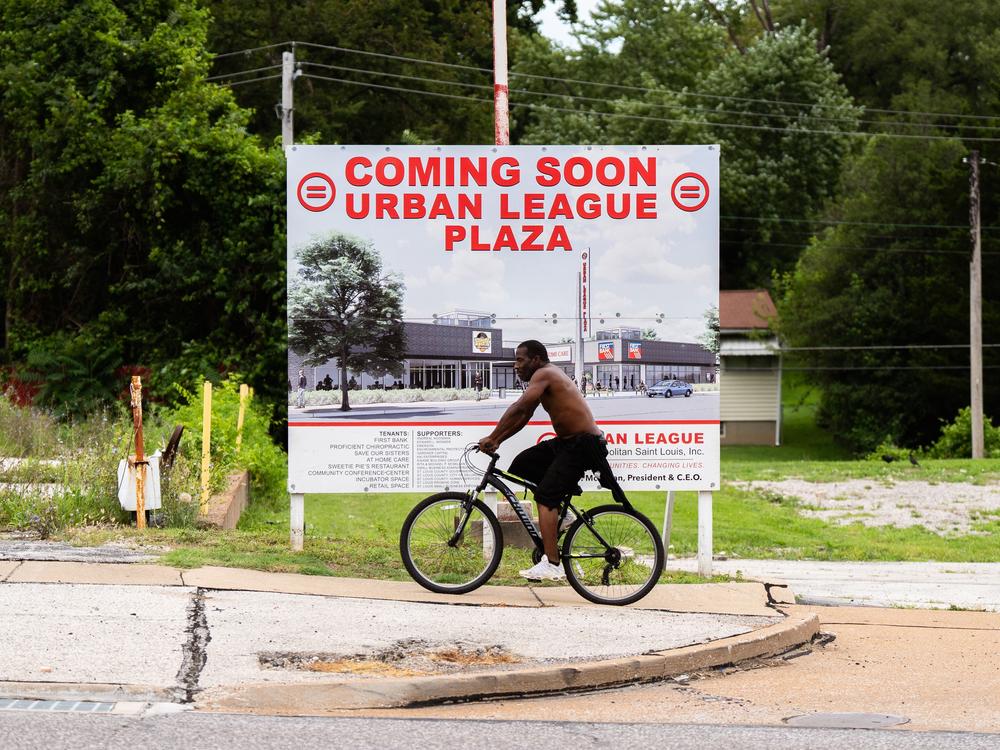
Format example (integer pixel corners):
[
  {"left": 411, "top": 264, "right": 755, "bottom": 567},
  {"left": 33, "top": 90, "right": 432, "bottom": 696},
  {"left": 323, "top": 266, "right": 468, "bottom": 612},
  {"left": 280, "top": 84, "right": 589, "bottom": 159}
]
[{"left": 258, "top": 638, "right": 525, "bottom": 678}]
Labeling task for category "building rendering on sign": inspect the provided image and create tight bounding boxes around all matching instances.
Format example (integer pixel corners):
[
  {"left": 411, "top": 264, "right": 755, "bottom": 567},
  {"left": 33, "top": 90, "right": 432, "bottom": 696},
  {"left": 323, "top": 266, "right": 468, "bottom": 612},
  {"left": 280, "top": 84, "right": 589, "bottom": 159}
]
[{"left": 288, "top": 309, "right": 715, "bottom": 392}]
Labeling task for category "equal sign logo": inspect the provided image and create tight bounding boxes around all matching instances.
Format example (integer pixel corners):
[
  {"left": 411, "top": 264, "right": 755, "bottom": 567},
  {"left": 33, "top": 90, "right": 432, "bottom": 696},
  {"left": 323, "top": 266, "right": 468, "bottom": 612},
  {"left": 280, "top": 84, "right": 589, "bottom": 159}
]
[
  {"left": 297, "top": 172, "right": 336, "bottom": 212},
  {"left": 670, "top": 172, "right": 709, "bottom": 212}
]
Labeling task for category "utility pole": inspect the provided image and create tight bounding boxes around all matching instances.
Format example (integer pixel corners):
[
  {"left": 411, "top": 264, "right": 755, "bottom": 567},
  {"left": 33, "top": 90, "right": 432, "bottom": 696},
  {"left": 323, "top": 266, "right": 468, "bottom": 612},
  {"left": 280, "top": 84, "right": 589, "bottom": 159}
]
[
  {"left": 492, "top": 0, "right": 510, "bottom": 146},
  {"left": 281, "top": 49, "right": 295, "bottom": 149},
  {"left": 967, "top": 150, "right": 984, "bottom": 459}
]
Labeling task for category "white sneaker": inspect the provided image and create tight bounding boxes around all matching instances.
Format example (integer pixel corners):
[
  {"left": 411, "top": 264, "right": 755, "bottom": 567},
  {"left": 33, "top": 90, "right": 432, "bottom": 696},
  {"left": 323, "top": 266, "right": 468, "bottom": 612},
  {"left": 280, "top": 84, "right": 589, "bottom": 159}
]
[
  {"left": 519, "top": 559, "right": 566, "bottom": 581},
  {"left": 559, "top": 510, "right": 577, "bottom": 533}
]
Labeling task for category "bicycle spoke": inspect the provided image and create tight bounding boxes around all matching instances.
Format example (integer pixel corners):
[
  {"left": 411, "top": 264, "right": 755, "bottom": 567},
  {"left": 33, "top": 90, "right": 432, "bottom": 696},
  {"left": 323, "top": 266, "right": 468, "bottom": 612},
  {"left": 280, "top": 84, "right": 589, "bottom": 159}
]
[
  {"left": 402, "top": 495, "right": 501, "bottom": 592},
  {"left": 563, "top": 507, "right": 662, "bottom": 605}
]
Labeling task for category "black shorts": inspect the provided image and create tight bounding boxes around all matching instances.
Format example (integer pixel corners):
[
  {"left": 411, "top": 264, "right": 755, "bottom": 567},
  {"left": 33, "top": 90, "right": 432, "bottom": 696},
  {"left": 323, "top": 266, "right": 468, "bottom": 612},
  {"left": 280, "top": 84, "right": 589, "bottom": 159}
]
[{"left": 508, "top": 433, "right": 610, "bottom": 509}]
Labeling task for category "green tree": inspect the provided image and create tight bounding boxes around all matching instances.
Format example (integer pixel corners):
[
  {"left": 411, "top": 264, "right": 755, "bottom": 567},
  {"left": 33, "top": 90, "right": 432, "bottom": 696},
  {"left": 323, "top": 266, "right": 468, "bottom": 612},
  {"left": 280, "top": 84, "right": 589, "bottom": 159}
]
[
  {"left": 771, "top": 0, "right": 1000, "bottom": 121},
  {"left": 0, "top": 0, "right": 286, "bottom": 409},
  {"left": 203, "top": 1, "right": 566, "bottom": 146},
  {"left": 641, "top": 328, "right": 658, "bottom": 340},
  {"left": 698, "top": 305, "right": 720, "bottom": 355},
  {"left": 288, "top": 234, "right": 405, "bottom": 411},
  {"left": 779, "top": 135, "right": 1000, "bottom": 451},
  {"left": 694, "top": 25, "right": 860, "bottom": 288},
  {"left": 515, "top": 14, "right": 859, "bottom": 289}
]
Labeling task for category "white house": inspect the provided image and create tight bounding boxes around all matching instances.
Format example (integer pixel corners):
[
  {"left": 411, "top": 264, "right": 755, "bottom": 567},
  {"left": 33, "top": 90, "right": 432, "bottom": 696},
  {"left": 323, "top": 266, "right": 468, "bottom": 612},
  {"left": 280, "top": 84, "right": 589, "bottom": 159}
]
[{"left": 720, "top": 289, "right": 782, "bottom": 446}]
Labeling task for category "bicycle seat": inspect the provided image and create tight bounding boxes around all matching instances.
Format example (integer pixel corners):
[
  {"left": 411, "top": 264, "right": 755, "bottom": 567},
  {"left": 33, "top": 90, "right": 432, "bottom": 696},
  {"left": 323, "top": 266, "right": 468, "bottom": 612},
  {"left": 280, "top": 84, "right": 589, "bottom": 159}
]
[{"left": 570, "top": 484, "right": 583, "bottom": 496}]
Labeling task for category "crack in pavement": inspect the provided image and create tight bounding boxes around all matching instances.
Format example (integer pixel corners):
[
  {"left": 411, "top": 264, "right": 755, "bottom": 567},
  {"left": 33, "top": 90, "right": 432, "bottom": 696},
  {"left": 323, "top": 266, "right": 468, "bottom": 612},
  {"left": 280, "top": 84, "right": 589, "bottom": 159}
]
[
  {"left": 174, "top": 588, "right": 211, "bottom": 704},
  {"left": 1, "top": 561, "right": 23, "bottom": 582}
]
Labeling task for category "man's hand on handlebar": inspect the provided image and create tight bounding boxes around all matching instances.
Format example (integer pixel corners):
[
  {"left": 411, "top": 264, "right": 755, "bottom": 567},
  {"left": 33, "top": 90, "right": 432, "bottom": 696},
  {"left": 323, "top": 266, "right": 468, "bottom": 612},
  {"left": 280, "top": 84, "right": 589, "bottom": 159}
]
[{"left": 477, "top": 437, "right": 499, "bottom": 455}]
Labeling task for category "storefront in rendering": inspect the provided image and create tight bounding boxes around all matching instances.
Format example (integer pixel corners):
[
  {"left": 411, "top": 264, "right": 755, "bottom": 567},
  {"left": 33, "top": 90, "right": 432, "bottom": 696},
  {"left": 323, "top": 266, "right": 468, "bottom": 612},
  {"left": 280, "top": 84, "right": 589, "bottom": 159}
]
[{"left": 288, "top": 320, "right": 715, "bottom": 392}]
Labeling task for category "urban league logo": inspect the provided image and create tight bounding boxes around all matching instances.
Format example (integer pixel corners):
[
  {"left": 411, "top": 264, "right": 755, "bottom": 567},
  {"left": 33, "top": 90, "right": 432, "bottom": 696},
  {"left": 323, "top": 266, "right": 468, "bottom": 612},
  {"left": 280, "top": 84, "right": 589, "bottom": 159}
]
[
  {"left": 670, "top": 172, "right": 709, "bottom": 212},
  {"left": 297, "top": 172, "right": 336, "bottom": 212}
]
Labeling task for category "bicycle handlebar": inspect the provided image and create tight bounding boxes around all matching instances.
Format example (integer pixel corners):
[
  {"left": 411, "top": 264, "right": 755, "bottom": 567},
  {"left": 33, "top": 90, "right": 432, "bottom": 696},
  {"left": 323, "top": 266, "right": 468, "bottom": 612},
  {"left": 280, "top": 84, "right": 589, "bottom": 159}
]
[{"left": 474, "top": 446, "right": 501, "bottom": 474}]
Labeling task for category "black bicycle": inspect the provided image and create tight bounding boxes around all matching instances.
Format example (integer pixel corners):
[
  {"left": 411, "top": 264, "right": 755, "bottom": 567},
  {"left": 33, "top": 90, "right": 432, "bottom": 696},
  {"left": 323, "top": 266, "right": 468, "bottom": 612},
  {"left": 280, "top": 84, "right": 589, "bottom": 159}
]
[{"left": 399, "top": 447, "right": 665, "bottom": 606}]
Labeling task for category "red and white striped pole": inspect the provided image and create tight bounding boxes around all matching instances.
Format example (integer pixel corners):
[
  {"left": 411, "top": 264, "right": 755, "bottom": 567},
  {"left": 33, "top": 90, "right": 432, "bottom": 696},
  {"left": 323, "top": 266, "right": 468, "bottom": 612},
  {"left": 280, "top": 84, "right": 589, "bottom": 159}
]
[{"left": 492, "top": 0, "right": 510, "bottom": 146}]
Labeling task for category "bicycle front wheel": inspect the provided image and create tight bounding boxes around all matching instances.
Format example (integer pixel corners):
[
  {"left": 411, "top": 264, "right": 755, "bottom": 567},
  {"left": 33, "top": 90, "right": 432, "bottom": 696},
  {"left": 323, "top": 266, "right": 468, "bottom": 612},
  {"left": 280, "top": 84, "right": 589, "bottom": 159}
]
[
  {"left": 400, "top": 493, "right": 504, "bottom": 594},
  {"left": 561, "top": 504, "right": 664, "bottom": 605}
]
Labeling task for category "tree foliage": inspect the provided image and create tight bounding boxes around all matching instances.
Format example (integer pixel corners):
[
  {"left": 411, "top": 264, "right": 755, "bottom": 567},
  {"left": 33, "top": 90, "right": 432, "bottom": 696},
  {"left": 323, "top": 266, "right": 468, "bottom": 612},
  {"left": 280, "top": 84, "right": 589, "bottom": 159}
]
[
  {"left": 0, "top": 0, "right": 285, "bottom": 411},
  {"left": 288, "top": 234, "right": 405, "bottom": 411},
  {"left": 779, "top": 136, "right": 1000, "bottom": 451},
  {"left": 203, "top": 0, "right": 564, "bottom": 146},
  {"left": 513, "top": 11, "right": 858, "bottom": 288}
]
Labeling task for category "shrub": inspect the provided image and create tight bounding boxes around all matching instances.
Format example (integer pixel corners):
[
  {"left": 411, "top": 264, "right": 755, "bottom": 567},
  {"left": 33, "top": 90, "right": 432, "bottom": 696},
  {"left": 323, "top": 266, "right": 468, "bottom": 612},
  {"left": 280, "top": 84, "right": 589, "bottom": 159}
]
[
  {"left": 927, "top": 407, "right": 1000, "bottom": 459},
  {"left": 158, "top": 377, "right": 287, "bottom": 507}
]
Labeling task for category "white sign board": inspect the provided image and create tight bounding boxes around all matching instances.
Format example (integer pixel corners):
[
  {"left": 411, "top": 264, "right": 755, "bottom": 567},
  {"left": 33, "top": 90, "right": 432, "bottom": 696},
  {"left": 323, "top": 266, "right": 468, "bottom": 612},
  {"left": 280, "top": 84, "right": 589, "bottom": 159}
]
[{"left": 288, "top": 145, "right": 719, "bottom": 494}]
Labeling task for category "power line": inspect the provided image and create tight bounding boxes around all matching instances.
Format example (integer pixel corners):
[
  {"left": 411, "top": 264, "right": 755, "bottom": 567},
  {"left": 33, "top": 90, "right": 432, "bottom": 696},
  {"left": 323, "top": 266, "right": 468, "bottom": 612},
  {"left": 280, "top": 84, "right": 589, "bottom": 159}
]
[
  {"left": 212, "top": 42, "right": 290, "bottom": 60},
  {"left": 282, "top": 40, "right": 1000, "bottom": 127},
  {"left": 205, "top": 64, "right": 282, "bottom": 82},
  {"left": 295, "top": 71, "right": 1000, "bottom": 144},
  {"left": 297, "top": 61, "right": 1000, "bottom": 136},
  {"left": 728, "top": 365, "right": 1000, "bottom": 371},
  {"left": 210, "top": 42, "right": 295, "bottom": 60},
  {"left": 298, "top": 72, "right": 489, "bottom": 106},
  {"left": 779, "top": 343, "right": 1000, "bottom": 351},
  {"left": 720, "top": 239, "right": 1000, "bottom": 256},
  {"left": 721, "top": 214, "right": 1000, "bottom": 231},
  {"left": 223, "top": 74, "right": 282, "bottom": 88}
]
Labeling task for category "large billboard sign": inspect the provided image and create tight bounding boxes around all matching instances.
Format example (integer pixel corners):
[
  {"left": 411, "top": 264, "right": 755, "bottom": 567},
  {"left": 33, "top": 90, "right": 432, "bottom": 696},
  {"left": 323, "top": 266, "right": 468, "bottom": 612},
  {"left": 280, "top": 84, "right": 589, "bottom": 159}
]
[{"left": 288, "top": 145, "right": 719, "bottom": 494}]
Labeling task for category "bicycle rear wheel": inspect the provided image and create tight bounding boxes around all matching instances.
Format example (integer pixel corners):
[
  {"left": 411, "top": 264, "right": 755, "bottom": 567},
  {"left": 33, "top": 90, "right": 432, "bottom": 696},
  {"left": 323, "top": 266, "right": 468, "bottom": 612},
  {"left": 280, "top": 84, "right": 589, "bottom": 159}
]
[
  {"left": 400, "top": 493, "right": 503, "bottom": 594},
  {"left": 561, "top": 504, "right": 664, "bottom": 605}
]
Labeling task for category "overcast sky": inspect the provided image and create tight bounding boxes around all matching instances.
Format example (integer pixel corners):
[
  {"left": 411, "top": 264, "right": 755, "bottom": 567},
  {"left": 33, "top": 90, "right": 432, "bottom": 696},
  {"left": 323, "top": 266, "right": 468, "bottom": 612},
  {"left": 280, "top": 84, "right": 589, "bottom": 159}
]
[
  {"left": 535, "top": 0, "right": 603, "bottom": 49},
  {"left": 288, "top": 145, "right": 718, "bottom": 347}
]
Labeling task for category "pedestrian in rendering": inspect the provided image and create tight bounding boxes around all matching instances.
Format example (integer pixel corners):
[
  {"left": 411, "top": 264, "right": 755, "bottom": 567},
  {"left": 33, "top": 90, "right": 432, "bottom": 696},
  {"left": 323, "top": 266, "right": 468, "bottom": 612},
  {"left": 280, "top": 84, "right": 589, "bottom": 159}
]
[
  {"left": 474, "top": 372, "right": 483, "bottom": 400},
  {"left": 478, "top": 340, "right": 626, "bottom": 581},
  {"left": 614, "top": 375, "right": 620, "bottom": 391},
  {"left": 296, "top": 370, "right": 307, "bottom": 408}
]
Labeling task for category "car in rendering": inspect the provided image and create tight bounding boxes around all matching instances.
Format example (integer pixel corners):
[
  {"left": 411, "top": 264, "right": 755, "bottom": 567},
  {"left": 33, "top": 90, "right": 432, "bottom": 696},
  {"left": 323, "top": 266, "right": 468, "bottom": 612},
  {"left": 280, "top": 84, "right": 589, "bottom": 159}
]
[{"left": 647, "top": 379, "right": 693, "bottom": 398}]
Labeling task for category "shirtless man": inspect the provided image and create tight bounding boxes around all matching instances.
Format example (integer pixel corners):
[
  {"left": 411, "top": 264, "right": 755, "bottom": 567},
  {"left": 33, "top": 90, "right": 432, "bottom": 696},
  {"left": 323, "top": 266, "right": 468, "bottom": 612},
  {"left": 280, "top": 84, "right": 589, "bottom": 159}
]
[{"left": 478, "top": 339, "right": 608, "bottom": 580}]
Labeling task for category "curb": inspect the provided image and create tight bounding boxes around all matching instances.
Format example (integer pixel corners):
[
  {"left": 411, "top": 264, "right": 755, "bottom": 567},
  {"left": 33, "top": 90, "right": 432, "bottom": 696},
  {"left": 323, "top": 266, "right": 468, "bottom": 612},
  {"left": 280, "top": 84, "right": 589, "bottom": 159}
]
[
  {"left": 199, "top": 612, "right": 819, "bottom": 713},
  {"left": 0, "top": 681, "right": 178, "bottom": 704}
]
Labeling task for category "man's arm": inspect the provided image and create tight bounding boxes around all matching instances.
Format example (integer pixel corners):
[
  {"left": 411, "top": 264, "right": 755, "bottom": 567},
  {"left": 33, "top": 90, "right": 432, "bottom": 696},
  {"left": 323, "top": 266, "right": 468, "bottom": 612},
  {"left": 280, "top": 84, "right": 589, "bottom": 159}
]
[{"left": 478, "top": 374, "right": 548, "bottom": 453}]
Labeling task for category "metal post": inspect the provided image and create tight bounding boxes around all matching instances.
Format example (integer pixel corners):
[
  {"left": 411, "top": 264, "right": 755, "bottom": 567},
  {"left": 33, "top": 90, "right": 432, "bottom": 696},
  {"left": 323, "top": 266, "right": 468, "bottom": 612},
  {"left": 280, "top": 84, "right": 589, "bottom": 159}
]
[
  {"left": 775, "top": 353, "right": 783, "bottom": 446},
  {"left": 661, "top": 491, "right": 675, "bottom": 565},
  {"left": 130, "top": 376, "right": 146, "bottom": 529},
  {"left": 236, "top": 383, "right": 249, "bottom": 454},
  {"left": 968, "top": 151, "right": 984, "bottom": 458},
  {"left": 290, "top": 493, "right": 304, "bottom": 551},
  {"left": 484, "top": 485, "right": 498, "bottom": 559},
  {"left": 281, "top": 50, "right": 295, "bottom": 149},
  {"left": 200, "top": 381, "right": 212, "bottom": 512},
  {"left": 697, "top": 490, "right": 713, "bottom": 577},
  {"left": 492, "top": 0, "right": 509, "bottom": 146},
  {"left": 575, "top": 271, "right": 584, "bottom": 391}
]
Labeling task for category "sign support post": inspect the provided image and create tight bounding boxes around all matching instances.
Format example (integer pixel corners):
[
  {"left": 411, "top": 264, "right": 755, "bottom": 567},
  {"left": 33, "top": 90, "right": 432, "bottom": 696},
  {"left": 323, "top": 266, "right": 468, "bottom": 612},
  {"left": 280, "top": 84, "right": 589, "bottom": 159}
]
[
  {"left": 697, "top": 490, "right": 713, "bottom": 577},
  {"left": 290, "top": 493, "right": 304, "bottom": 551}
]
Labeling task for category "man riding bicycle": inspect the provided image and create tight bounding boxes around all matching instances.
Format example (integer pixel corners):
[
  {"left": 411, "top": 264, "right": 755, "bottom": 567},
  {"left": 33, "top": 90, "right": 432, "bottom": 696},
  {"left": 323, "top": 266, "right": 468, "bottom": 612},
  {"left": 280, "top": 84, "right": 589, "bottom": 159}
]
[{"left": 478, "top": 340, "right": 623, "bottom": 581}]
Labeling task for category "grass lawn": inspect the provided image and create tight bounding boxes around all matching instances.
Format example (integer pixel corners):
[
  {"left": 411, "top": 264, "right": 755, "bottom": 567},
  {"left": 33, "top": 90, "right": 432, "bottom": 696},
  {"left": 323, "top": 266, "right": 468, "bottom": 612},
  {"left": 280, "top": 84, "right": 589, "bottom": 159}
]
[{"left": 50, "top": 371, "right": 1000, "bottom": 577}]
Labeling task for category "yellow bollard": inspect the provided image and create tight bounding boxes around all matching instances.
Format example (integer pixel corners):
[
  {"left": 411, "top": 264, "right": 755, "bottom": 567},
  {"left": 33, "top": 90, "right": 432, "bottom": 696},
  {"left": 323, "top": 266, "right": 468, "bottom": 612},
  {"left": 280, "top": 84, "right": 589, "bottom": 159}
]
[
  {"left": 235, "top": 383, "right": 249, "bottom": 453},
  {"left": 200, "top": 381, "right": 212, "bottom": 512}
]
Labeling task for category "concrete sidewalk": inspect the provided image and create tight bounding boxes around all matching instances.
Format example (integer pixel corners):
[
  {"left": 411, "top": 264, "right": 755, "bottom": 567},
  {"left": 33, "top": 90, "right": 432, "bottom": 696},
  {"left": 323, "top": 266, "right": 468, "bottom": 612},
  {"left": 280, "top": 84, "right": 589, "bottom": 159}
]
[
  {"left": 669, "top": 558, "right": 1000, "bottom": 611},
  {"left": 0, "top": 561, "right": 814, "bottom": 713}
]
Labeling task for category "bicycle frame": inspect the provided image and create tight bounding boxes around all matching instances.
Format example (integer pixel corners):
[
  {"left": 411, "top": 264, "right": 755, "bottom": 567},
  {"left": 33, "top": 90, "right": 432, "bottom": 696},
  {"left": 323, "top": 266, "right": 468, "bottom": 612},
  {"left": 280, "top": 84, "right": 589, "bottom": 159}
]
[{"left": 467, "top": 451, "right": 629, "bottom": 558}]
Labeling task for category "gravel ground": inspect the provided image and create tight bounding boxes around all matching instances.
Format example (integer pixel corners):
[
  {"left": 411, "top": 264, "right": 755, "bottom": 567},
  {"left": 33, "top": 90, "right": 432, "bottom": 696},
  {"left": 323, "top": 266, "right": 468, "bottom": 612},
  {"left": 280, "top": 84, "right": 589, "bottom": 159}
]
[{"left": 731, "top": 479, "right": 1000, "bottom": 536}]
